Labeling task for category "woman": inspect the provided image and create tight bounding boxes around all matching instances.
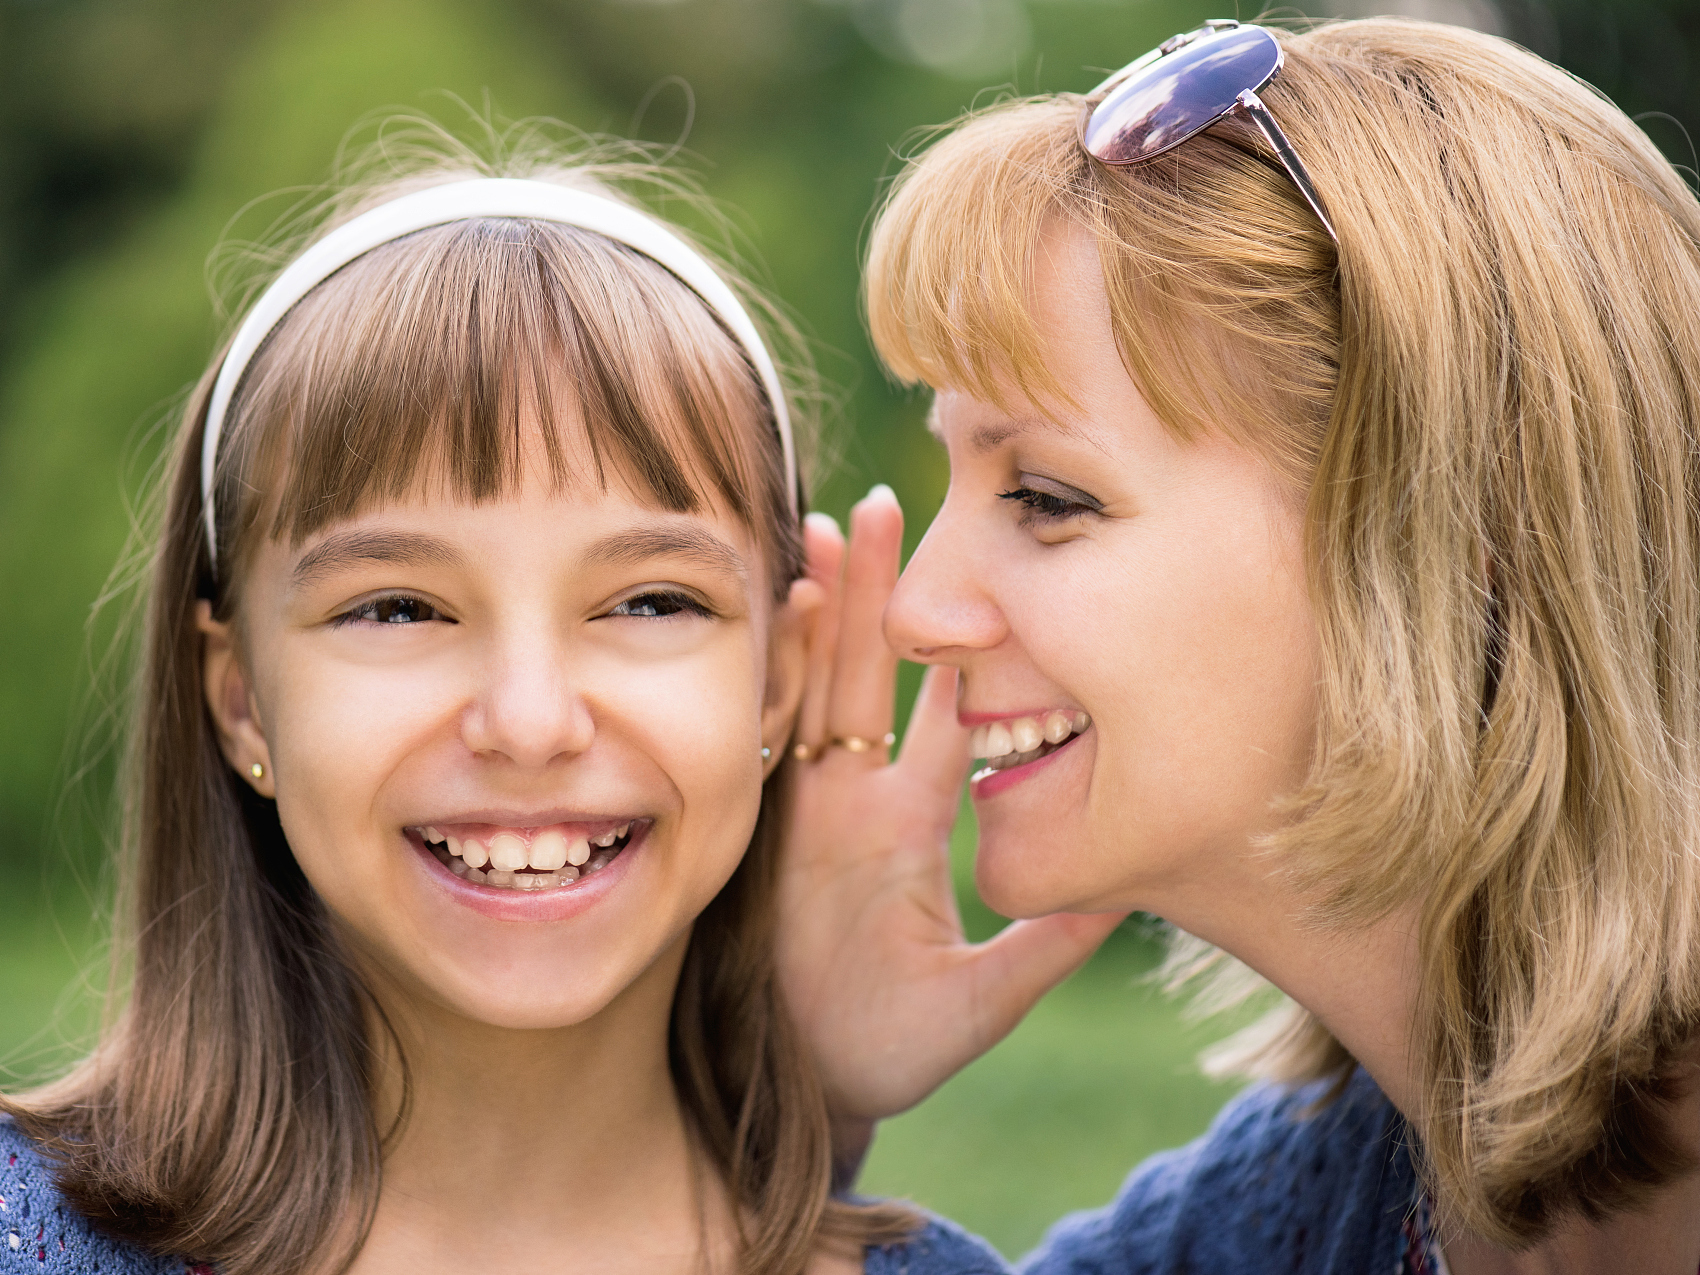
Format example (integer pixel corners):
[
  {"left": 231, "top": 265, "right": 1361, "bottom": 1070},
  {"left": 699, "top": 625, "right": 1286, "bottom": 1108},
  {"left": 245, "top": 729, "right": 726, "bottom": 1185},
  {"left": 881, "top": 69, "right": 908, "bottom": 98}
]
[{"left": 781, "top": 17, "right": 1700, "bottom": 1273}]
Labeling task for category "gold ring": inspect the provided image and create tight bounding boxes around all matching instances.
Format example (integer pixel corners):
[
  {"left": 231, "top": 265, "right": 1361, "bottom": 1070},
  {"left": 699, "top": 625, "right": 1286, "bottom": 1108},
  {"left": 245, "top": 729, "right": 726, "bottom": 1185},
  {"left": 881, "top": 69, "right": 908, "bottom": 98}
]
[
  {"left": 793, "top": 741, "right": 824, "bottom": 762},
  {"left": 830, "top": 733, "right": 896, "bottom": 754}
]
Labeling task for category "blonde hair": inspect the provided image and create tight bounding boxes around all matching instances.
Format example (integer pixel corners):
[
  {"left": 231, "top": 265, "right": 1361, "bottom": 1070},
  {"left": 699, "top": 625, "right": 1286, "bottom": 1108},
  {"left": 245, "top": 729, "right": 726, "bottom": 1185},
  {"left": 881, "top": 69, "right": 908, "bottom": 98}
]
[
  {"left": 4, "top": 127, "right": 912, "bottom": 1273},
  {"left": 866, "top": 17, "right": 1700, "bottom": 1246}
]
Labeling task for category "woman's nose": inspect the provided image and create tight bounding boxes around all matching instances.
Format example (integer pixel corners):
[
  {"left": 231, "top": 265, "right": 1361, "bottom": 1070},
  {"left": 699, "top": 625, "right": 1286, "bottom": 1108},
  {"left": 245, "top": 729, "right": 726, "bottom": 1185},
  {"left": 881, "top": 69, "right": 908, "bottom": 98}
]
[
  {"left": 883, "top": 499, "right": 1008, "bottom": 664},
  {"left": 461, "top": 631, "right": 594, "bottom": 769}
]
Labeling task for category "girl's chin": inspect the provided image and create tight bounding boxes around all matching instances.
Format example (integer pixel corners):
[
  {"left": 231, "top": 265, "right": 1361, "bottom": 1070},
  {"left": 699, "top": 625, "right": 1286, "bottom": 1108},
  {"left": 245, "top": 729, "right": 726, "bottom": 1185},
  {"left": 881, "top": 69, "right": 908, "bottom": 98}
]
[{"left": 428, "top": 987, "right": 623, "bottom": 1032}]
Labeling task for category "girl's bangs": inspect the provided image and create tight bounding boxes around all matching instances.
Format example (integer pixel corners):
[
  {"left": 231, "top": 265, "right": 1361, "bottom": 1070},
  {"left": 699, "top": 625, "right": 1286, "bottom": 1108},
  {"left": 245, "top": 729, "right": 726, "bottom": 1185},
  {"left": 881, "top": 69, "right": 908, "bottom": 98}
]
[{"left": 214, "top": 217, "right": 790, "bottom": 589}]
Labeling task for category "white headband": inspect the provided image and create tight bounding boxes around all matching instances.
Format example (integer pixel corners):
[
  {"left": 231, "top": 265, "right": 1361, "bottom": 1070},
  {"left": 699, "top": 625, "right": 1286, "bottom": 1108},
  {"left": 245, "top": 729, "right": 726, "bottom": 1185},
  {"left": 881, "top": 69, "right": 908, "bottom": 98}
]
[{"left": 200, "top": 177, "right": 798, "bottom": 563}]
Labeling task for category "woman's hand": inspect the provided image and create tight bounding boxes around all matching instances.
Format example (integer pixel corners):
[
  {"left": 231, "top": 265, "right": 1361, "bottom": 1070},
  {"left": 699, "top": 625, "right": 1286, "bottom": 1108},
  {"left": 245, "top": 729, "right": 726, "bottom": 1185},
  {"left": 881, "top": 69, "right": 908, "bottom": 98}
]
[{"left": 777, "top": 487, "right": 1126, "bottom": 1178}]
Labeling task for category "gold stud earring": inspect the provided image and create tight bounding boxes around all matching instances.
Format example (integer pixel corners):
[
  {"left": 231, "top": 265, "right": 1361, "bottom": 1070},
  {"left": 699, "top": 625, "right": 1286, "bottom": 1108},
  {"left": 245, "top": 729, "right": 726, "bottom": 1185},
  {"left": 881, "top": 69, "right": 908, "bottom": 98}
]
[{"left": 250, "top": 762, "right": 265, "bottom": 781}]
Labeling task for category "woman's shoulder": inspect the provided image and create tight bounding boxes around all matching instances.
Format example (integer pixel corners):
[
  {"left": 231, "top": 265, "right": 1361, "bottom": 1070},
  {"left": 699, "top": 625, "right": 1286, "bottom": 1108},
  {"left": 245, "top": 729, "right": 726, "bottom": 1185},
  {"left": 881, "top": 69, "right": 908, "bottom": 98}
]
[
  {"left": 1017, "top": 1068, "right": 1419, "bottom": 1275},
  {"left": 863, "top": 1210, "right": 1010, "bottom": 1275},
  {"left": 1, "top": 1117, "right": 195, "bottom": 1274}
]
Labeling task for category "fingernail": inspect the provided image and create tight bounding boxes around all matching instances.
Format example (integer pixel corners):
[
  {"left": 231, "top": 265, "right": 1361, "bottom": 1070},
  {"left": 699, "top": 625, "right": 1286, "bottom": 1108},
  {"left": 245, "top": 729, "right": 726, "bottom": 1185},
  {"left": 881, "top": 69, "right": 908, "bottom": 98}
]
[
  {"left": 866, "top": 483, "right": 898, "bottom": 504},
  {"left": 804, "top": 511, "right": 841, "bottom": 534}
]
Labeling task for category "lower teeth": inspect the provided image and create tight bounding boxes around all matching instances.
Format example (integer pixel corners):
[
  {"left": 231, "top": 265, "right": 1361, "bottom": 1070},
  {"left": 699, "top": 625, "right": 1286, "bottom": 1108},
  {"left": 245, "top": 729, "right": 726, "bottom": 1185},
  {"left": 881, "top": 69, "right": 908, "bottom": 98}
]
[{"left": 979, "top": 731, "right": 1082, "bottom": 773}]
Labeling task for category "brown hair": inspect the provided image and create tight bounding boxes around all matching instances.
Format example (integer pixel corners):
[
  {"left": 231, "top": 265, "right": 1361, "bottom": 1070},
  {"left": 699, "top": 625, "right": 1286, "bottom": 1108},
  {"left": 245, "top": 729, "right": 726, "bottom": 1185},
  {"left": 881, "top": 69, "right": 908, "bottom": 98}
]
[
  {"left": 865, "top": 16, "right": 1700, "bottom": 1247},
  {"left": 4, "top": 134, "right": 911, "bottom": 1273}
]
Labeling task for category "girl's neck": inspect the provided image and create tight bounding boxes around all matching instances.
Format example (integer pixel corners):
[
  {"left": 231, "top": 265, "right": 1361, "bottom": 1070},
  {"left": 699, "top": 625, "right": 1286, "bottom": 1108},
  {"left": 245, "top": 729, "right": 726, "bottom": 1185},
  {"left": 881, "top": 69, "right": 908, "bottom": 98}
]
[
  {"left": 1165, "top": 878, "right": 1700, "bottom": 1275},
  {"left": 343, "top": 933, "right": 737, "bottom": 1275}
]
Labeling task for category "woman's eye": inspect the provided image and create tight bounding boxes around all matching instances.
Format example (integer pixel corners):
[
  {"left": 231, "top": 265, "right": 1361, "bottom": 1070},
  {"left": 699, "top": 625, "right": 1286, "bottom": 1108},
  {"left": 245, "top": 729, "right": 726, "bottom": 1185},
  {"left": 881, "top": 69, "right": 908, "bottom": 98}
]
[
  {"left": 998, "top": 486, "right": 1092, "bottom": 522},
  {"left": 339, "top": 595, "right": 446, "bottom": 626},
  {"left": 607, "top": 590, "right": 713, "bottom": 620}
]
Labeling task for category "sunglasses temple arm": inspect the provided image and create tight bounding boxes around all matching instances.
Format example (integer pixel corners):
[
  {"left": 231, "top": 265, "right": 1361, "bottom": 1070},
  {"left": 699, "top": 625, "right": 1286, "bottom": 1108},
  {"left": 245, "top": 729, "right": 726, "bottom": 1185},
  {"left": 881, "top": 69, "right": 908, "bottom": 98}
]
[{"left": 1235, "top": 89, "right": 1339, "bottom": 244}]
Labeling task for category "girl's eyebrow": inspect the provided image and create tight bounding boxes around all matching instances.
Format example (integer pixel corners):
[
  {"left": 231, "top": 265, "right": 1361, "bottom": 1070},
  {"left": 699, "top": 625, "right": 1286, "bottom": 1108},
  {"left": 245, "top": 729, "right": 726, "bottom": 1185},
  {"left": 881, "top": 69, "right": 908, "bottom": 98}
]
[
  {"left": 583, "top": 526, "right": 748, "bottom": 582},
  {"left": 291, "top": 530, "right": 462, "bottom": 590},
  {"left": 290, "top": 525, "right": 747, "bottom": 591}
]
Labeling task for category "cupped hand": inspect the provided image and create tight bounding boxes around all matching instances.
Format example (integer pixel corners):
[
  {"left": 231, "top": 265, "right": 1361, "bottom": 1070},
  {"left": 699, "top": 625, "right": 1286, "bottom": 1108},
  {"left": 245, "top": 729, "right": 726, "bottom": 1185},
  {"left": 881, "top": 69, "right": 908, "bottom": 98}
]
[{"left": 776, "top": 487, "right": 1126, "bottom": 1171}]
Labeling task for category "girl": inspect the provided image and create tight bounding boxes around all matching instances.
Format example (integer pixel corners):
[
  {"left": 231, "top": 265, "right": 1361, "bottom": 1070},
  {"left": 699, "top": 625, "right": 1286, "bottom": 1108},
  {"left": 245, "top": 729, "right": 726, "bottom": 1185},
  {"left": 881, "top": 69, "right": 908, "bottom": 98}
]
[
  {"left": 0, "top": 138, "right": 1002, "bottom": 1275},
  {"left": 780, "top": 16, "right": 1700, "bottom": 1274}
]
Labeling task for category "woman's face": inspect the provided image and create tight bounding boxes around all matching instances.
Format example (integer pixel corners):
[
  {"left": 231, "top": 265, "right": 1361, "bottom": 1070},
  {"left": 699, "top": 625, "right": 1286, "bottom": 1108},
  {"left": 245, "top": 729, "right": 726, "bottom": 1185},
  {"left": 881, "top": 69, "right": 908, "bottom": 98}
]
[
  {"left": 885, "top": 225, "right": 1321, "bottom": 922},
  {"left": 201, "top": 432, "right": 806, "bottom": 1031}
]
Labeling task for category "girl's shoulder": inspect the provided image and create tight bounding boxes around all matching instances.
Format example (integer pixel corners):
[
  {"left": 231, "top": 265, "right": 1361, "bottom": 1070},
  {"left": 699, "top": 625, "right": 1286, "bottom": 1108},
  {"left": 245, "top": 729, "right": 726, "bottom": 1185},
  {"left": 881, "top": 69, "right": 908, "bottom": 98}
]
[
  {"left": 864, "top": 1211, "right": 1010, "bottom": 1275},
  {"left": 1016, "top": 1068, "right": 1419, "bottom": 1275},
  {"left": 1, "top": 1118, "right": 196, "bottom": 1275}
]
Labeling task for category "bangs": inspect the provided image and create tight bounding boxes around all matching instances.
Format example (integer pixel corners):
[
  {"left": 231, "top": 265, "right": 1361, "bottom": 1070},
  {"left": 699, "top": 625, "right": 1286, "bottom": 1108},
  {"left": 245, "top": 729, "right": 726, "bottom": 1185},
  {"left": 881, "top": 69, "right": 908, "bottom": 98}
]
[
  {"left": 865, "top": 98, "right": 1087, "bottom": 413},
  {"left": 864, "top": 91, "right": 1339, "bottom": 487},
  {"left": 212, "top": 216, "right": 794, "bottom": 594}
]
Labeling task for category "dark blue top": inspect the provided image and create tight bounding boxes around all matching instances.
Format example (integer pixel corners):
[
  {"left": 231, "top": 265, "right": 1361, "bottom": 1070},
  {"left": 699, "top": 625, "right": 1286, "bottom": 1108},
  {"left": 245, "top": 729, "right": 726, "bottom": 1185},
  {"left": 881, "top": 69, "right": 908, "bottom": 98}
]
[
  {"left": 1, "top": 1116, "right": 1004, "bottom": 1275},
  {"left": 1019, "top": 1068, "right": 1420, "bottom": 1275}
]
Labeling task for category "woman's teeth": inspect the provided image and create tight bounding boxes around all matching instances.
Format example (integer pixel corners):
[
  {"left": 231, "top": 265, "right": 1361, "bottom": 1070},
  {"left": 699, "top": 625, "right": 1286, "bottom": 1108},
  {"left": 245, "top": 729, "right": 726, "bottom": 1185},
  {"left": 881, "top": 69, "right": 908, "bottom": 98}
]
[
  {"left": 417, "top": 823, "right": 634, "bottom": 890},
  {"left": 969, "top": 710, "right": 1090, "bottom": 771}
]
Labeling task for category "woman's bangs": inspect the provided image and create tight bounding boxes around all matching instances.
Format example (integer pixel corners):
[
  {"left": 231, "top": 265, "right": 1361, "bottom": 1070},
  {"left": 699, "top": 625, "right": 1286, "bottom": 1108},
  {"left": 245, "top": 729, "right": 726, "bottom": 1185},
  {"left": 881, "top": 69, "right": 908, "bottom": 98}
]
[
  {"left": 866, "top": 100, "right": 1090, "bottom": 412},
  {"left": 217, "top": 218, "right": 782, "bottom": 572}
]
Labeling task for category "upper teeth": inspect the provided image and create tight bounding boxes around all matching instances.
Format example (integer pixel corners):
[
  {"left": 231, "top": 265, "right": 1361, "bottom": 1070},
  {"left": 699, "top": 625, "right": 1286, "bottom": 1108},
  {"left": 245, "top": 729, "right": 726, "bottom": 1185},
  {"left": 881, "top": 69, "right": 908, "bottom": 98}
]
[
  {"left": 419, "top": 823, "right": 631, "bottom": 872},
  {"left": 970, "top": 710, "right": 1089, "bottom": 762}
]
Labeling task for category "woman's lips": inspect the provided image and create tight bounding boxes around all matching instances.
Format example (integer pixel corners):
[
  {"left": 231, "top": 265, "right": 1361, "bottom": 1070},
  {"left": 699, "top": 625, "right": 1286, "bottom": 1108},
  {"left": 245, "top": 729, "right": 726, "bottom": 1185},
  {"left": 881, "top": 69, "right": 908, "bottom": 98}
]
[
  {"left": 968, "top": 710, "right": 1091, "bottom": 772},
  {"left": 969, "top": 728, "right": 1087, "bottom": 799}
]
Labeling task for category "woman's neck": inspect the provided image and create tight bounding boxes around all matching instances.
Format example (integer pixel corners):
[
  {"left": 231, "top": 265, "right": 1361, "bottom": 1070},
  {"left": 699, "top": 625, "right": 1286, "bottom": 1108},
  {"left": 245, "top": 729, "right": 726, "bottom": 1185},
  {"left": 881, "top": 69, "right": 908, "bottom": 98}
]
[
  {"left": 1163, "top": 878, "right": 1700, "bottom": 1275},
  {"left": 341, "top": 933, "right": 737, "bottom": 1275}
]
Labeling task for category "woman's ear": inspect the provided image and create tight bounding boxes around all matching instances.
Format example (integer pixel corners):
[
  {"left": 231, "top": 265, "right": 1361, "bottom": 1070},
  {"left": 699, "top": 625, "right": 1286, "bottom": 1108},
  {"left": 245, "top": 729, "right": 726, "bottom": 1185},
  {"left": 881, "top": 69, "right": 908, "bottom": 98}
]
[
  {"left": 195, "top": 599, "right": 274, "bottom": 798},
  {"left": 761, "top": 577, "right": 826, "bottom": 777}
]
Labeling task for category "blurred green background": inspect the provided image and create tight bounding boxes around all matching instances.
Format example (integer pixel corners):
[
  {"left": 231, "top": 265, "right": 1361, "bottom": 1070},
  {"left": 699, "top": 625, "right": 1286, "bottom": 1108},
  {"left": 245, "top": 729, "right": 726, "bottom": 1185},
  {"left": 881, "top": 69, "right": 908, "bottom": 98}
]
[{"left": 2, "top": 0, "right": 1697, "bottom": 1258}]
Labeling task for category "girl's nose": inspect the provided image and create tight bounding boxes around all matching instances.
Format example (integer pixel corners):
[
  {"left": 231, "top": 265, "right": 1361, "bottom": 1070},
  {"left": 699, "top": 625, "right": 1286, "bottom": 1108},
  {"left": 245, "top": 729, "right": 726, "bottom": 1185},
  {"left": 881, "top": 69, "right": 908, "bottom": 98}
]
[
  {"left": 461, "top": 633, "right": 594, "bottom": 769},
  {"left": 883, "top": 501, "right": 1008, "bottom": 664}
]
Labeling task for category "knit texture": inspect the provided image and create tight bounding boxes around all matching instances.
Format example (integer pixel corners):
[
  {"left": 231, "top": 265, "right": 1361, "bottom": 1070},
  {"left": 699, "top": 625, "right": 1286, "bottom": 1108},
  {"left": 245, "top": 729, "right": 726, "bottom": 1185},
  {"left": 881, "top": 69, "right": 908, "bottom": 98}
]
[
  {"left": 864, "top": 1211, "right": 1008, "bottom": 1275},
  {"left": 1018, "top": 1068, "right": 1417, "bottom": 1275},
  {"left": 3, "top": 1116, "right": 1003, "bottom": 1274},
  {"left": 1, "top": 1119, "right": 191, "bottom": 1273}
]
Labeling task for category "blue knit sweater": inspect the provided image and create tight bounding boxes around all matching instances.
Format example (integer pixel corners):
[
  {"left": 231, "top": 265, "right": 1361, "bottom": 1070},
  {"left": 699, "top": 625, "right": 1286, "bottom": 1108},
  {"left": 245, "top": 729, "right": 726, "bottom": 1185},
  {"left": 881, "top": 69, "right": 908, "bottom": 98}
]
[
  {"left": 1019, "top": 1068, "right": 1420, "bottom": 1275},
  {"left": 0, "top": 1116, "right": 1003, "bottom": 1275}
]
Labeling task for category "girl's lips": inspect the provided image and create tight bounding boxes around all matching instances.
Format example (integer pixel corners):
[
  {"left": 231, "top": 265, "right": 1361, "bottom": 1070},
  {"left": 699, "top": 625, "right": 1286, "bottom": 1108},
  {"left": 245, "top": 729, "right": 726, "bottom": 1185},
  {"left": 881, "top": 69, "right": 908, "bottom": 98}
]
[
  {"left": 406, "top": 823, "right": 646, "bottom": 922},
  {"left": 969, "top": 729, "right": 1085, "bottom": 800}
]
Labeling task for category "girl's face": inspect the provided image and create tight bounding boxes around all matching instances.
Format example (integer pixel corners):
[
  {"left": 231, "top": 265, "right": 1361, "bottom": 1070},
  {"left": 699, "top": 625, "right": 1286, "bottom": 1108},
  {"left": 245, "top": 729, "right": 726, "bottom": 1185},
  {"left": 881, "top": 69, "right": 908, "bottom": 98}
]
[
  {"left": 200, "top": 432, "right": 808, "bottom": 1031},
  {"left": 884, "top": 225, "right": 1321, "bottom": 924}
]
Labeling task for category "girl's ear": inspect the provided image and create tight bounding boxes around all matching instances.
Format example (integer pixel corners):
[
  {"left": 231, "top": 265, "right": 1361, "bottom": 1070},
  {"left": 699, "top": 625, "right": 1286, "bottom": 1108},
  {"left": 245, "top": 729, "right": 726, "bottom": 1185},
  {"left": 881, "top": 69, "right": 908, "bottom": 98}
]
[
  {"left": 195, "top": 599, "right": 275, "bottom": 798},
  {"left": 762, "top": 578, "right": 826, "bottom": 776}
]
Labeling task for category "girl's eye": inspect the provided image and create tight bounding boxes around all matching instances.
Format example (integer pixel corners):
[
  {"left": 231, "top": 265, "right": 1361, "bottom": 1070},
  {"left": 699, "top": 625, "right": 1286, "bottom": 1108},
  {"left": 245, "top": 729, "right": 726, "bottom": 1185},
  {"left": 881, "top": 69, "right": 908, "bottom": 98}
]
[
  {"left": 998, "top": 486, "right": 1093, "bottom": 522},
  {"left": 338, "top": 595, "right": 447, "bottom": 626},
  {"left": 606, "top": 590, "right": 714, "bottom": 620}
]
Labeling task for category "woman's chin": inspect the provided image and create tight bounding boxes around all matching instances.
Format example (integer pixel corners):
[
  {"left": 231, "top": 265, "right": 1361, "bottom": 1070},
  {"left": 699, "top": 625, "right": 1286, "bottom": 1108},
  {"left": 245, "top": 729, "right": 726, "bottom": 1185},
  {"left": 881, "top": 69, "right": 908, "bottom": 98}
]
[{"left": 973, "top": 834, "right": 1098, "bottom": 920}]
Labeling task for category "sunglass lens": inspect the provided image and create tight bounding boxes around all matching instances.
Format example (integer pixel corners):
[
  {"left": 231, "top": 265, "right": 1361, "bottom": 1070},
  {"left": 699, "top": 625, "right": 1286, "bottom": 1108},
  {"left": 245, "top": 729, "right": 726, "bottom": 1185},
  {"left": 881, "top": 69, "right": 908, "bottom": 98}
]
[{"left": 1083, "top": 25, "right": 1282, "bottom": 165}]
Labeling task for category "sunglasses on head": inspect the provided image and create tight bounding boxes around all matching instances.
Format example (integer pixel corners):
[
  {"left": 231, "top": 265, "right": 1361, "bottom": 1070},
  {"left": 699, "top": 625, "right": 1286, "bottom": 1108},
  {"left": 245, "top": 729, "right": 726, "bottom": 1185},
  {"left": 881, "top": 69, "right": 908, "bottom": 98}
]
[{"left": 1079, "top": 19, "right": 1338, "bottom": 243}]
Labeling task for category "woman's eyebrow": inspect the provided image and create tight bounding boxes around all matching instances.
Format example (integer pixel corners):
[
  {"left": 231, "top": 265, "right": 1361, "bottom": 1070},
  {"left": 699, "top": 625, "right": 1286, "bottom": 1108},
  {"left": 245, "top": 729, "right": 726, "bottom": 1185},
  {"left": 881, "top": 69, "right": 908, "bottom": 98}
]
[
  {"left": 927, "top": 402, "right": 1078, "bottom": 454},
  {"left": 291, "top": 530, "right": 462, "bottom": 589},
  {"left": 582, "top": 526, "right": 748, "bottom": 580}
]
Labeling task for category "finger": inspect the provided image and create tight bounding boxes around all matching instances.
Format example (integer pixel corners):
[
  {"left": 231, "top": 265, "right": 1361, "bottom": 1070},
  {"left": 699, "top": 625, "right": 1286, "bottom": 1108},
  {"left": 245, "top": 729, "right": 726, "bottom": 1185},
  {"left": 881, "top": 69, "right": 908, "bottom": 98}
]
[
  {"left": 964, "top": 912, "right": 1130, "bottom": 1051},
  {"left": 825, "top": 485, "right": 903, "bottom": 753},
  {"left": 897, "top": 664, "right": 972, "bottom": 801},
  {"left": 796, "top": 512, "right": 845, "bottom": 755}
]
